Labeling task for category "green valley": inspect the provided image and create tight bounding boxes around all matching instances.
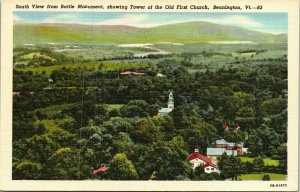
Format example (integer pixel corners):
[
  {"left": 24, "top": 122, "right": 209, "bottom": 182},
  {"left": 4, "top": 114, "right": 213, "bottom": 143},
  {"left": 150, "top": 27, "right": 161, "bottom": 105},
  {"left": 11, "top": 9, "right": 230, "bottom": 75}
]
[{"left": 13, "top": 17, "right": 288, "bottom": 181}]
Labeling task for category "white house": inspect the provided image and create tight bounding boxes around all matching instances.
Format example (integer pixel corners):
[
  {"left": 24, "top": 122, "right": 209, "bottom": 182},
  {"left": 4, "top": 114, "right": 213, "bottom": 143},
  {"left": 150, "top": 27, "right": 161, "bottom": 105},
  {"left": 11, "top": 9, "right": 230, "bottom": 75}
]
[
  {"left": 204, "top": 162, "right": 220, "bottom": 174},
  {"left": 188, "top": 149, "right": 219, "bottom": 173},
  {"left": 158, "top": 92, "right": 174, "bottom": 116}
]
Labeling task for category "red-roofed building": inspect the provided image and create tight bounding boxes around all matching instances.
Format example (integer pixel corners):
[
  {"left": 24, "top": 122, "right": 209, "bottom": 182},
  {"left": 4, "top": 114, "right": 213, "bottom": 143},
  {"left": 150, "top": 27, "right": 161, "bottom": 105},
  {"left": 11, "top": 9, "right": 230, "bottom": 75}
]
[
  {"left": 120, "top": 71, "right": 132, "bottom": 75},
  {"left": 188, "top": 149, "right": 212, "bottom": 169},
  {"left": 204, "top": 162, "right": 220, "bottom": 174},
  {"left": 223, "top": 123, "right": 229, "bottom": 130},
  {"left": 132, "top": 72, "right": 145, "bottom": 75},
  {"left": 120, "top": 71, "right": 145, "bottom": 76},
  {"left": 188, "top": 149, "right": 219, "bottom": 173},
  {"left": 92, "top": 166, "right": 107, "bottom": 174}
]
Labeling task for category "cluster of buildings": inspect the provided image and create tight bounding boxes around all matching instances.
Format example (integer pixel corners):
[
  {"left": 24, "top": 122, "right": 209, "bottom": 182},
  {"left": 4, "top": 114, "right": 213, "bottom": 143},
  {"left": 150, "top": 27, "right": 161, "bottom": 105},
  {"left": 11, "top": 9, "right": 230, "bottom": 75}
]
[
  {"left": 156, "top": 92, "right": 250, "bottom": 174},
  {"left": 188, "top": 139, "right": 249, "bottom": 173},
  {"left": 207, "top": 139, "right": 248, "bottom": 164}
]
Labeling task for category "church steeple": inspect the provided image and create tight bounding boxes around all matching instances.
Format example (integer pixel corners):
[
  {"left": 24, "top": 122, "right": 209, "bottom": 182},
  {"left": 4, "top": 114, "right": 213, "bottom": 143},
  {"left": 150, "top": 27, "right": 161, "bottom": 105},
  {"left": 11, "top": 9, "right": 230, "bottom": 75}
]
[
  {"left": 168, "top": 92, "right": 174, "bottom": 110},
  {"left": 158, "top": 91, "right": 174, "bottom": 116}
]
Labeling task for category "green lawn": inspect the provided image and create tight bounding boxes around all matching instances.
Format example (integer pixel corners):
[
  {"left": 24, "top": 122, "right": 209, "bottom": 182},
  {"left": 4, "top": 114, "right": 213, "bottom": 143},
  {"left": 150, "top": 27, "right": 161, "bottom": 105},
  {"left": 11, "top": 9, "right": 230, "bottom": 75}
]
[
  {"left": 264, "top": 158, "right": 280, "bottom": 166},
  {"left": 106, "top": 104, "right": 124, "bottom": 111},
  {"left": 238, "top": 173, "right": 286, "bottom": 180},
  {"left": 36, "top": 119, "right": 62, "bottom": 133},
  {"left": 20, "top": 52, "right": 55, "bottom": 60},
  {"left": 35, "top": 116, "right": 75, "bottom": 134},
  {"left": 16, "top": 61, "right": 145, "bottom": 75},
  {"left": 33, "top": 103, "right": 76, "bottom": 133},
  {"left": 34, "top": 103, "right": 74, "bottom": 118},
  {"left": 239, "top": 157, "right": 280, "bottom": 166}
]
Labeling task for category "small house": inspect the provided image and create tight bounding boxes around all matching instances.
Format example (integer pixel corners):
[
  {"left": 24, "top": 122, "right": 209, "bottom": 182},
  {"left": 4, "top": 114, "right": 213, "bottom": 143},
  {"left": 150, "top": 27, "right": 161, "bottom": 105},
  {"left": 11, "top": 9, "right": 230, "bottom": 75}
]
[
  {"left": 188, "top": 149, "right": 212, "bottom": 169},
  {"left": 204, "top": 162, "right": 220, "bottom": 174},
  {"left": 188, "top": 149, "right": 219, "bottom": 173}
]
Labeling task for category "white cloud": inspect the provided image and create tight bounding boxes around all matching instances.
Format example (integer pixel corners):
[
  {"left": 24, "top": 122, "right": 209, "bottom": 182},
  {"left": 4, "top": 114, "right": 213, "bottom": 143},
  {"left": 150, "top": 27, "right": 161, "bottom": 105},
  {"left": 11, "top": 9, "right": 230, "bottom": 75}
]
[
  {"left": 43, "top": 18, "right": 56, "bottom": 23},
  {"left": 40, "top": 14, "right": 149, "bottom": 26},
  {"left": 42, "top": 14, "right": 77, "bottom": 23},
  {"left": 13, "top": 15, "right": 23, "bottom": 22}
]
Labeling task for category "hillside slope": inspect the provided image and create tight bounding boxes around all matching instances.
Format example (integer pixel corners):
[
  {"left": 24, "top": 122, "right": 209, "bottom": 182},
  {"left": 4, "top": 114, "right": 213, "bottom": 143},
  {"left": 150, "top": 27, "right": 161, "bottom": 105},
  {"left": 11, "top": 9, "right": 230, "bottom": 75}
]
[{"left": 14, "top": 21, "right": 286, "bottom": 44}]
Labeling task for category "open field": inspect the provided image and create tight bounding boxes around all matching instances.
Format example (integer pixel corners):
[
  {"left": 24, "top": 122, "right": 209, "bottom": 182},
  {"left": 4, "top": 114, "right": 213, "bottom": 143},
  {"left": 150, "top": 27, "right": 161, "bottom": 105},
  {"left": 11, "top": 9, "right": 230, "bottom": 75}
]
[
  {"left": 16, "top": 61, "right": 146, "bottom": 75},
  {"left": 238, "top": 173, "right": 286, "bottom": 180},
  {"left": 14, "top": 42, "right": 287, "bottom": 76},
  {"left": 34, "top": 103, "right": 74, "bottom": 118},
  {"left": 239, "top": 157, "right": 280, "bottom": 166}
]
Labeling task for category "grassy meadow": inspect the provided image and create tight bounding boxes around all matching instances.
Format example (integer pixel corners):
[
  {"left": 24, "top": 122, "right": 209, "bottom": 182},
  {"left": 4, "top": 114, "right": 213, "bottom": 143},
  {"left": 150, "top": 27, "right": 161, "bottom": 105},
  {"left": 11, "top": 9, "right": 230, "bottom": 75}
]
[
  {"left": 238, "top": 173, "right": 286, "bottom": 181},
  {"left": 239, "top": 157, "right": 280, "bottom": 166}
]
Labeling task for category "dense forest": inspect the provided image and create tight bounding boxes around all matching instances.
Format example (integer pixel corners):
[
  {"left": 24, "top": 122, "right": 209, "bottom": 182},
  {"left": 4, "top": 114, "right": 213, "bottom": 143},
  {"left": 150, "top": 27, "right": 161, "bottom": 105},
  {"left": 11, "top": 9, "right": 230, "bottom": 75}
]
[{"left": 12, "top": 43, "right": 287, "bottom": 180}]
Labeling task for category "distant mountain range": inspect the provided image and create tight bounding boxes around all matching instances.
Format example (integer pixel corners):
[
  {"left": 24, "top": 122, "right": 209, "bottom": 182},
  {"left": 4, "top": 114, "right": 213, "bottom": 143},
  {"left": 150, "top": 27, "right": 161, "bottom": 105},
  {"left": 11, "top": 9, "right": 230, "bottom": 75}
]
[{"left": 14, "top": 21, "right": 287, "bottom": 44}]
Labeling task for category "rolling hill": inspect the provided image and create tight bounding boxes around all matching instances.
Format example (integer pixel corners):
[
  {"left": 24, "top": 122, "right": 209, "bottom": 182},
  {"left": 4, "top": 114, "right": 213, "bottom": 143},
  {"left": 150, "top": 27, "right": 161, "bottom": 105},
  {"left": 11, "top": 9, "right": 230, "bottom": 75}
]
[{"left": 13, "top": 21, "right": 286, "bottom": 44}]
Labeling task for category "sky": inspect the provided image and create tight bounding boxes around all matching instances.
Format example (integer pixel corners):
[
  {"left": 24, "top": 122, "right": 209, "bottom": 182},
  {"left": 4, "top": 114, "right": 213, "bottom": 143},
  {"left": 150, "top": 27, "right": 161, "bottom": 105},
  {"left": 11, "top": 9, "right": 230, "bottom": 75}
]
[{"left": 14, "top": 12, "right": 288, "bottom": 34}]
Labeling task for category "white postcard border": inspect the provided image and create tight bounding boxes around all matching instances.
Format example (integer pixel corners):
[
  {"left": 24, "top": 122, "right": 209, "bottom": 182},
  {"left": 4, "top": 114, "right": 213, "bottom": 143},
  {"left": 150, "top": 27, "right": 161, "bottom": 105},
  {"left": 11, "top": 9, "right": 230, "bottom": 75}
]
[{"left": 1, "top": 0, "right": 298, "bottom": 191}]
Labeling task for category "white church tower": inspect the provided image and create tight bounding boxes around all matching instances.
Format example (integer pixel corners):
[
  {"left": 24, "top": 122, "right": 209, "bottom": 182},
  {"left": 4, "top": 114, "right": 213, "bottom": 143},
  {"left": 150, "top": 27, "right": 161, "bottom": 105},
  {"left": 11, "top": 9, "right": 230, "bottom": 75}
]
[
  {"left": 158, "top": 91, "right": 174, "bottom": 116},
  {"left": 167, "top": 92, "right": 174, "bottom": 110}
]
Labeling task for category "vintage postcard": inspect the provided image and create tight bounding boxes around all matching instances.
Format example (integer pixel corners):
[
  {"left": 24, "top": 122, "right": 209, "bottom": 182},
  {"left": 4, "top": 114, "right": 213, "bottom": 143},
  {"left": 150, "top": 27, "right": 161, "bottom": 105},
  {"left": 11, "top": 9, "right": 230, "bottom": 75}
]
[{"left": 0, "top": 0, "right": 298, "bottom": 191}]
